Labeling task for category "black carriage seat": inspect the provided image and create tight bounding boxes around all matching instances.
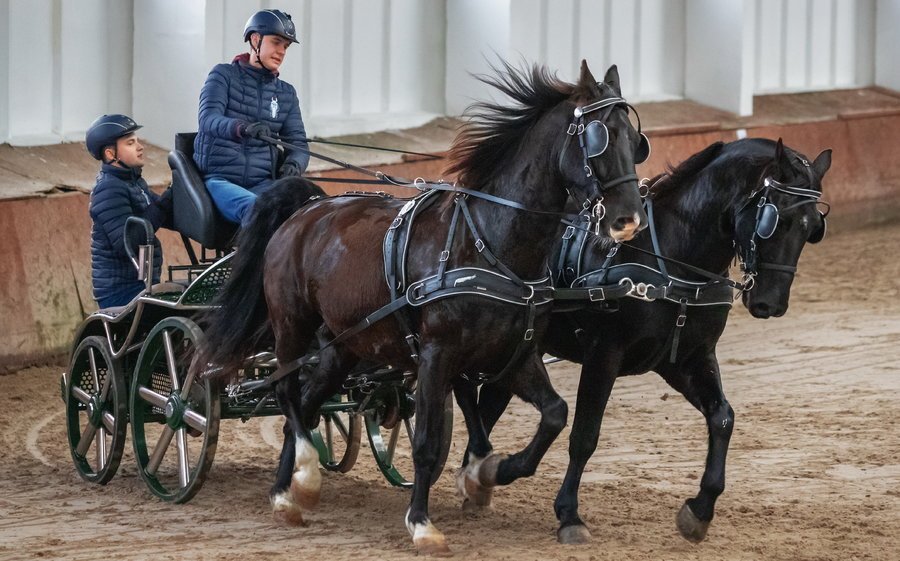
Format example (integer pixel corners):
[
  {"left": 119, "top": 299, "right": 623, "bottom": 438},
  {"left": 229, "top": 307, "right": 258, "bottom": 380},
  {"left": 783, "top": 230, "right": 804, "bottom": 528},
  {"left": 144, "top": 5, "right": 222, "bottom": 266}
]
[{"left": 168, "top": 133, "right": 238, "bottom": 250}]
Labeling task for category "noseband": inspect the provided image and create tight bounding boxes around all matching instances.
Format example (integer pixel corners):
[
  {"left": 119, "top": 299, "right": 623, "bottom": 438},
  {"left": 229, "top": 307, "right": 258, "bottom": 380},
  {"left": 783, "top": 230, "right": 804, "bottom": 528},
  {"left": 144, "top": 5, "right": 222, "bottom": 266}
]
[
  {"left": 560, "top": 95, "right": 651, "bottom": 233},
  {"left": 737, "top": 161, "right": 829, "bottom": 282}
]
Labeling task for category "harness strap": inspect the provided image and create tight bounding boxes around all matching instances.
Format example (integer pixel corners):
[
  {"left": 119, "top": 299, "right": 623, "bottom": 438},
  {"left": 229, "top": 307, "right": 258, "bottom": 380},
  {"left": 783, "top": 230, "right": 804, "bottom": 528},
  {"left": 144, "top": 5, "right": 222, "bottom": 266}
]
[
  {"left": 757, "top": 262, "right": 798, "bottom": 274},
  {"left": 458, "top": 197, "right": 527, "bottom": 288},
  {"left": 645, "top": 199, "right": 669, "bottom": 278},
  {"left": 436, "top": 200, "right": 463, "bottom": 285},
  {"left": 669, "top": 298, "right": 688, "bottom": 363}
]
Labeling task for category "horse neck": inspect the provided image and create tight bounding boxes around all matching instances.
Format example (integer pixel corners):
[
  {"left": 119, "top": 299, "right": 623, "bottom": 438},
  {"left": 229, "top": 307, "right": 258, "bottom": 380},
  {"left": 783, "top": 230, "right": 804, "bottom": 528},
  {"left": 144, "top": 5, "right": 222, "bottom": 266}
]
[
  {"left": 468, "top": 147, "right": 568, "bottom": 279},
  {"left": 648, "top": 162, "right": 757, "bottom": 277}
]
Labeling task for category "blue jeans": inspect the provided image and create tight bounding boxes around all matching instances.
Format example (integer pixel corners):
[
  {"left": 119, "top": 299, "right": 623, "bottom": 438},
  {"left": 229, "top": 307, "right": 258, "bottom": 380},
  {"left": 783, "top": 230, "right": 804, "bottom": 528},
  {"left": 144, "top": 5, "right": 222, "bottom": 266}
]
[{"left": 205, "top": 177, "right": 274, "bottom": 225}]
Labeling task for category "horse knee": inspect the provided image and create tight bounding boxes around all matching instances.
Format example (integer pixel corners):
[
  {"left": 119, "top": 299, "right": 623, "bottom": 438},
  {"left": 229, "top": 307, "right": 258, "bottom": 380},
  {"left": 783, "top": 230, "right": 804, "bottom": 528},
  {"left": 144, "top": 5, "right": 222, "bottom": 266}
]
[
  {"left": 543, "top": 396, "right": 568, "bottom": 437},
  {"left": 708, "top": 403, "right": 734, "bottom": 439}
]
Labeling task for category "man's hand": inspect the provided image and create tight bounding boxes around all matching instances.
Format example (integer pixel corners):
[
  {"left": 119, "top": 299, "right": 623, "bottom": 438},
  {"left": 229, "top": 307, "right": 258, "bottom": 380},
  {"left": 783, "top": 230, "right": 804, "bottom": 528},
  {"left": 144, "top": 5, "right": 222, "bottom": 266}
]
[
  {"left": 156, "top": 187, "right": 174, "bottom": 213},
  {"left": 279, "top": 161, "right": 303, "bottom": 178},
  {"left": 240, "top": 121, "right": 272, "bottom": 140}
]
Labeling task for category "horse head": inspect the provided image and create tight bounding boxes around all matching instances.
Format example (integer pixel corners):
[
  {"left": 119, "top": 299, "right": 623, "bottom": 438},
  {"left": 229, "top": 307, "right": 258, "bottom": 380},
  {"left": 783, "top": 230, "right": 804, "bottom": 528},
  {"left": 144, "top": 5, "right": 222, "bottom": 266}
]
[
  {"left": 558, "top": 62, "right": 648, "bottom": 242},
  {"left": 737, "top": 138, "right": 832, "bottom": 318}
]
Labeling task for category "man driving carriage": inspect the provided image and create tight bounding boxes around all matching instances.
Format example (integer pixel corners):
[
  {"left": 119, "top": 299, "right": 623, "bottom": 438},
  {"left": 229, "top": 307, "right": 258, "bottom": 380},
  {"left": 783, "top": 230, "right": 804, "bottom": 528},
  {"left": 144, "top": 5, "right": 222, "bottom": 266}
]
[
  {"left": 194, "top": 9, "right": 310, "bottom": 226},
  {"left": 85, "top": 114, "right": 174, "bottom": 309}
]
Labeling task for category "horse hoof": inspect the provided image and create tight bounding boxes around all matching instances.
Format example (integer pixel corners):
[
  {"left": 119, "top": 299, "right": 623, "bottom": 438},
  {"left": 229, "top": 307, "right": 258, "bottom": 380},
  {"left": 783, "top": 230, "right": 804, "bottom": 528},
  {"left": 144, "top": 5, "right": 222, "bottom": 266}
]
[
  {"left": 461, "top": 497, "right": 491, "bottom": 512},
  {"left": 406, "top": 511, "right": 451, "bottom": 556},
  {"left": 414, "top": 535, "right": 452, "bottom": 557},
  {"left": 557, "top": 524, "right": 592, "bottom": 544},
  {"left": 290, "top": 475, "right": 321, "bottom": 511},
  {"left": 271, "top": 493, "right": 306, "bottom": 527},
  {"left": 676, "top": 502, "right": 709, "bottom": 543}
]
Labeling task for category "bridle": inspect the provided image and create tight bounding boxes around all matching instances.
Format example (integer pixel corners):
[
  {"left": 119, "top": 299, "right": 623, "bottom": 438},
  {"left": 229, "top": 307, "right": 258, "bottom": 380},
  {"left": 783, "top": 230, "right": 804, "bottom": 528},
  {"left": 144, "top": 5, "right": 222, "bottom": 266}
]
[
  {"left": 737, "top": 160, "right": 829, "bottom": 284},
  {"left": 560, "top": 94, "right": 651, "bottom": 234}
]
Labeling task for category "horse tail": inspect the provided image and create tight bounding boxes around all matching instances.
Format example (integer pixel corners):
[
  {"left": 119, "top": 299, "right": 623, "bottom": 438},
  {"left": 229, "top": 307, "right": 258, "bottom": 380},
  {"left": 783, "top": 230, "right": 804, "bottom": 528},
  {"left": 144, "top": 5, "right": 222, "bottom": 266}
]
[{"left": 196, "top": 176, "right": 326, "bottom": 377}]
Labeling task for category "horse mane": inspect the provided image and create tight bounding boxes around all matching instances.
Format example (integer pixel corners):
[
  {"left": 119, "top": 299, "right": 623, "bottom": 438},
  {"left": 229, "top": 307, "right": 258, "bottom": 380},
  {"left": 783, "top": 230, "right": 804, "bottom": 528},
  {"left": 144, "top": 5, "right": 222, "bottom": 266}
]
[
  {"left": 649, "top": 141, "right": 726, "bottom": 198},
  {"left": 445, "top": 62, "right": 575, "bottom": 187}
]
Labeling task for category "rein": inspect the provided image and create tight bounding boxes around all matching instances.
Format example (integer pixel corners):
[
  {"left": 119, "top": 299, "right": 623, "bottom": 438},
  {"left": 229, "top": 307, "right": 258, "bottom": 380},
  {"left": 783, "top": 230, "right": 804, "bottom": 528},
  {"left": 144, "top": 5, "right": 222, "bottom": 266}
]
[{"left": 260, "top": 134, "right": 600, "bottom": 226}]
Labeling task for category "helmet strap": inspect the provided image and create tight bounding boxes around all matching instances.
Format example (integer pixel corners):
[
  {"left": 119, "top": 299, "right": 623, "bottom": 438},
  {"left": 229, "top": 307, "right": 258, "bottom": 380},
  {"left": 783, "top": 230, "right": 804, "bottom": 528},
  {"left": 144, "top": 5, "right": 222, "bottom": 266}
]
[
  {"left": 251, "top": 34, "right": 274, "bottom": 73},
  {"left": 106, "top": 146, "right": 133, "bottom": 170}
]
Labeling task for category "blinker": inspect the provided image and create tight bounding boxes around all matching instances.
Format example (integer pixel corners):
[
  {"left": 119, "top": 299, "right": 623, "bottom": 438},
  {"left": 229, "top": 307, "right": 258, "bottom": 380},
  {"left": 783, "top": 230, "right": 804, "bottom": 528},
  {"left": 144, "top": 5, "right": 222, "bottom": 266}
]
[
  {"left": 756, "top": 201, "right": 779, "bottom": 239},
  {"left": 584, "top": 120, "right": 609, "bottom": 158},
  {"left": 635, "top": 133, "right": 651, "bottom": 164}
]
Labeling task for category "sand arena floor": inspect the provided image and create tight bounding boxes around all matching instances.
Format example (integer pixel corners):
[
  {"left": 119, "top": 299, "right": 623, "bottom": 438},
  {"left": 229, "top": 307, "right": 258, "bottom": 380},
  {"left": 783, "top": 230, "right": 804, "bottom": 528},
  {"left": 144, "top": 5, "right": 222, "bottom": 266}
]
[{"left": 1, "top": 221, "right": 898, "bottom": 561}]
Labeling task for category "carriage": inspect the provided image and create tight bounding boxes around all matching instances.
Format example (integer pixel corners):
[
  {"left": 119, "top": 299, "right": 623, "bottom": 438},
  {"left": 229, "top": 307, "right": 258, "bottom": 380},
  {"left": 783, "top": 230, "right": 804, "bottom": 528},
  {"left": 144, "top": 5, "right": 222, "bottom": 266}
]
[{"left": 60, "top": 133, "right": 453, "bottom": 503}]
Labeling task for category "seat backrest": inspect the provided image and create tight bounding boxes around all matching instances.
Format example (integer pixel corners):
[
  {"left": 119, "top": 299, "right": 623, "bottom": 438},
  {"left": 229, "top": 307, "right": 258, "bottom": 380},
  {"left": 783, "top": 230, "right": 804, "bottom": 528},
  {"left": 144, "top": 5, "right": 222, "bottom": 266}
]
[{"left": 169, "top": 132, "right": 237, "bottom": 250}]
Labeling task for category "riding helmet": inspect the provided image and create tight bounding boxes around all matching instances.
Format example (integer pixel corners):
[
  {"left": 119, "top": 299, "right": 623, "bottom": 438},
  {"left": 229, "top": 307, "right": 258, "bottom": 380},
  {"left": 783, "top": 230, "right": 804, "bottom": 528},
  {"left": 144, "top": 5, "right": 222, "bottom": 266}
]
[
  {"left": 85, "top": 114, "right": 142, "bottom": 161},
  {"left": 243, "top": 9, "right": 299, "bottom": 44}
]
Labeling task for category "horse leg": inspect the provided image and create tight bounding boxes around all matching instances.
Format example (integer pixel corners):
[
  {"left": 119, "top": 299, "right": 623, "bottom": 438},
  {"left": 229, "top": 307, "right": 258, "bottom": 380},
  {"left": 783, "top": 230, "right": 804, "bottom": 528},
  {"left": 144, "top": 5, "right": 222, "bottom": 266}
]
[
  {"left": 554, "top": 348, "right": 621, "bottom": 544},
  {"left": 453, "top": 380, "right": 497, "bottom": 509},
  {"left": 457, "top": 350, "right": 567, "bottom": 505},
  {"left": 406, "top": 346, "right": 454, "bottom": 555},
  {"left": 270, "top": 336, "right": 354, "bottom": 525},
  {"left": 270, "top": 417, "right": 300, "bottom": 523},
  {"left": 659, "top": 352, "right": 734, "bottom": 543}
]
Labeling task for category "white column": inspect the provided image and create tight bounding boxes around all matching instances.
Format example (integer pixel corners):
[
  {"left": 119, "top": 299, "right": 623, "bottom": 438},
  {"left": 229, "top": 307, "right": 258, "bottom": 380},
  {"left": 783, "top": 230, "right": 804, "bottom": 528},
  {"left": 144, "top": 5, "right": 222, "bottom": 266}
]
[
  {"left": 0, "top": 0, "right": 9, "bottom": 143},
  {"left": 445, "top": 0, "right": 511, "bottom": 116},
  {"left": 875, "top": 0, "right": 900, "bottom": 91},
  {"left": 132, "top": 0, "right": 207, "bottom": 149},
  {"left": 58, "top": 0, "right": 112, "bottom": 141},
  {"left": 7, "top": 0, "right": 56, "bottom": 145},
  {"left": 684, "top": 0, "right": 754, "bottom": 116}
]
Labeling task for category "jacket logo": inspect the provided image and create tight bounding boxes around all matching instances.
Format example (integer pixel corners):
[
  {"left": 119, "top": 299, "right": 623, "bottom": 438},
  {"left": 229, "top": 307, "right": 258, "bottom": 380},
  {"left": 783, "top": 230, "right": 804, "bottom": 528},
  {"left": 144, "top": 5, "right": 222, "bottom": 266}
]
[{"left": 270, "top": 96, "right": 279, "bottom": 119}]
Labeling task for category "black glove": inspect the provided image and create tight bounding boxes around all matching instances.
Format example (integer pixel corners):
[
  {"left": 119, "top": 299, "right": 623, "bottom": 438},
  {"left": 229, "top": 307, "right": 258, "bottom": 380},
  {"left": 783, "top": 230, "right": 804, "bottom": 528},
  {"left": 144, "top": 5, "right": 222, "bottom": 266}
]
[
  {"left": 279, "top": 161, "right": 303, "bottom": 178},
  {"left": 156, "top": 187, "right": 174, "bottom": 212},
  {"left": 241, "top": 121, "right": 272, "bottom": 140},
  {"left": 147, "top": 188, "right": 174, "bottom": 230}
]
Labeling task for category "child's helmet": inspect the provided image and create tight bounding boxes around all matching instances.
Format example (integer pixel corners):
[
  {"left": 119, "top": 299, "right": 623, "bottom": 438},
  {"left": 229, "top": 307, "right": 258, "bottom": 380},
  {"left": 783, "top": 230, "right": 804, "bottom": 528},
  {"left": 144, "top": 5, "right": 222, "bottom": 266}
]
[{"left": 85, "top": 114, "right": 142, "bottom": 161}]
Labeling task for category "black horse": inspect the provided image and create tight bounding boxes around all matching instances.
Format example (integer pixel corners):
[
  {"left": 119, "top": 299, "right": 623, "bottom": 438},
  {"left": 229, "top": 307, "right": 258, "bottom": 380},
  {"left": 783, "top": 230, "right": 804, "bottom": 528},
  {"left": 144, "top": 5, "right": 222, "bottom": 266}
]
[
  {"left": 198, "top": 61, "right": 648, "bottom": 554},
  {"left": 460, "top": 137, "right": 832, "bottom": 544}
]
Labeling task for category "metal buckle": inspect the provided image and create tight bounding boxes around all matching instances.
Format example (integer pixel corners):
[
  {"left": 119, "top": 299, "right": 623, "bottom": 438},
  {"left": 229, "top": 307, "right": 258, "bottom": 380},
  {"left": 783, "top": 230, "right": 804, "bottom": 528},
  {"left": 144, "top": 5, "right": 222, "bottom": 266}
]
[
  {"left": 524, "top": 328, "right": 534, "bottom": 341},
  {"left": 522, "top": 284, "right": 535, "bottom": 301},
  {"left": 567, "top": 123, "right": 578, "bottom": 135},
  {"left": 562, "top": 226, "right": 576, "bottom": 240},
  {"left": 588, "top": 287, "right": 605, "bottom": 301},
  {"left": 410, "top": 283, "right": 426, "bottom": 301},
  {"left": 439, "top": 250, "right": 450, "bottom": 262},
  {"left": 676, "top": 314, "right": 687, "bottom": 327},
  {"left": 389, "top": 216, "right": 403, "bottom": 230},
  {"left": 475, "top": 239, "right": 485, "bottom": 252}
]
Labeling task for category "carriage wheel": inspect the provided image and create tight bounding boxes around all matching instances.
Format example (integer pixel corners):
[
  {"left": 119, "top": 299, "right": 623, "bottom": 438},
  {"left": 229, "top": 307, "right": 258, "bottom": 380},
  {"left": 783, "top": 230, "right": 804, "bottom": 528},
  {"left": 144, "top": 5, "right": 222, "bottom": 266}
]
[
  {"left": 130, "top": 317, "right": 220, "bottom": 503},
  {"left": 65, "top": 336, "right": 128, "bottom": 485},
  {"left": 311, "top": 396, "right": 362, "bottom": 472},
  {"left": 364, "top": 389, "right": 453, "bottom": 488}
]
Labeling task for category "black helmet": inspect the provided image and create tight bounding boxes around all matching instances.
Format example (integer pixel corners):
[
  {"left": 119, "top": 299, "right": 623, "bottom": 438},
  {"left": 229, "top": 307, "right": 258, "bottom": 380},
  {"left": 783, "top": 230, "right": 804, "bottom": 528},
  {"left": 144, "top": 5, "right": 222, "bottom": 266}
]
[
  {"left": 85, "top": 114, "right": 142, "bottom": 161},
  {"left": 243, "top": 9, "right": 298, "bottom": 44}
]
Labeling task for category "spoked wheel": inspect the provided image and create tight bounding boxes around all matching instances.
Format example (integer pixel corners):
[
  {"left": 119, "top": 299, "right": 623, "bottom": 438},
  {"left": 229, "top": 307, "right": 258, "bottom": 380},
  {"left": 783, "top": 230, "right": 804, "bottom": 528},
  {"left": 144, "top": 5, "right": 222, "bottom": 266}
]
[
  {"left": 130, "top": 317, "right": 220, "bottom": 503},
  {"left": 311, "top": 395, "right": 362, "bottom": 472},
  {"left": 364, "top": 387, "right": 453, "bottom": 488},
  {"left": 65, "top": 336, "right": 127, "bottom": 484}
]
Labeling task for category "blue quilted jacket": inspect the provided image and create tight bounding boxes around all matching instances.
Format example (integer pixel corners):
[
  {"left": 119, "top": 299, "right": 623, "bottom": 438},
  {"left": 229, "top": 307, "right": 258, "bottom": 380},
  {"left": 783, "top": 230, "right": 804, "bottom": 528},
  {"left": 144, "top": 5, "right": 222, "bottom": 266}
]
[
  {"left": 193, "top": 54, "right": 309, "bottom": 189},
  {"left": 89, "top": 164, "right": 164, "bottom": 308}
]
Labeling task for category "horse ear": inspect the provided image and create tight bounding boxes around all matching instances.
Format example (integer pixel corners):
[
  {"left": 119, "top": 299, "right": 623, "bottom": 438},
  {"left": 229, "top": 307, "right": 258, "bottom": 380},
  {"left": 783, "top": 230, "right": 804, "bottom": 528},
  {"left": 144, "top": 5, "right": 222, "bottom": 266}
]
[
  {"left": 578, "top": 60, "right": 597, "bottom": 88},
  {"left": 811, "top": 149, "right": 832, "bottom": 179},
  {"left": 603, "top": 65, "right": 622, "bottom": 96},
  {"left": 773, "top": 137, "right": 792, "bottom": 169}
]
